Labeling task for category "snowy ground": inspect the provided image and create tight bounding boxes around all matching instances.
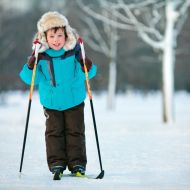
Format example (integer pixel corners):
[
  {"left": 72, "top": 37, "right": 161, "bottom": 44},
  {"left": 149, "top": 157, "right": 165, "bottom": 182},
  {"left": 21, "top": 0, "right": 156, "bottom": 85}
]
[{"left": 0, "top": 91, "right": 190, "bottom": 190}]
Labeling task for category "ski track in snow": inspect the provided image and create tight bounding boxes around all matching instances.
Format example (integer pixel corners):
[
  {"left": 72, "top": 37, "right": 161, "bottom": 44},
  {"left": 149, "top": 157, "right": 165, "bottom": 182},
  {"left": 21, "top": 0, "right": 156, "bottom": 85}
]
[{"left": 0, "top": 91, "right": 190, "bottom": 190}]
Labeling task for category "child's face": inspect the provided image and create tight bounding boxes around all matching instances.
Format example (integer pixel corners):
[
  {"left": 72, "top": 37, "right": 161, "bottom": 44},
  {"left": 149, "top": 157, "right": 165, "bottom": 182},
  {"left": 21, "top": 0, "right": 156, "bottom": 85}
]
[{"left": 46, "top": 28, "right": 66, "bottom": 50}]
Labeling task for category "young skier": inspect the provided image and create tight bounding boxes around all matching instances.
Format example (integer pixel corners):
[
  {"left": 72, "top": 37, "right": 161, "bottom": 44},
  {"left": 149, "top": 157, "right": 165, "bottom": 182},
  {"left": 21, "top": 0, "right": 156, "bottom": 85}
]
[{"left": 20, "top": 11, "right": 97, "bottom": 180}]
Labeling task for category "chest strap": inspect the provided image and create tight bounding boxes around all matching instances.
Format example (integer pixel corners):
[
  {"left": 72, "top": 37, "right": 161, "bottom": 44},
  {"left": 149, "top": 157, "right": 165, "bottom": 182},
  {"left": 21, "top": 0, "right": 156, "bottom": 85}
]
[{"left": 38, "top": 53, "right": 56, "bottom": 87}]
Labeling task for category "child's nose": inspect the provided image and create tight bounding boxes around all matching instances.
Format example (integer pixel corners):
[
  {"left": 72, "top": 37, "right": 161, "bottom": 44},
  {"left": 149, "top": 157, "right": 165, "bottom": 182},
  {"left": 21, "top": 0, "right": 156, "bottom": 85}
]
[{"left": 54, "top": 37, "right": 58, "bottom": 42}]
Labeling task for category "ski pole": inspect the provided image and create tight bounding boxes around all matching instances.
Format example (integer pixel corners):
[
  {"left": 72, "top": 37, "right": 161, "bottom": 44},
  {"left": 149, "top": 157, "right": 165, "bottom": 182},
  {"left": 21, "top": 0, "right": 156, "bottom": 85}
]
[
  {"left": 19, "top": 42, "right": 41, "bottom": 174},
  {"left": 79, "top": 38, "right": 104, "bottom": 179}
]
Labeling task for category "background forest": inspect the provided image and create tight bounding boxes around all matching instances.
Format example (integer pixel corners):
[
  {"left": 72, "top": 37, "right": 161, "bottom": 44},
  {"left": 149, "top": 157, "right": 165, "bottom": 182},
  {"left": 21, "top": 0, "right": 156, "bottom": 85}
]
[{"left": 0, "top": 0, "right": 190, "bottom": 93}]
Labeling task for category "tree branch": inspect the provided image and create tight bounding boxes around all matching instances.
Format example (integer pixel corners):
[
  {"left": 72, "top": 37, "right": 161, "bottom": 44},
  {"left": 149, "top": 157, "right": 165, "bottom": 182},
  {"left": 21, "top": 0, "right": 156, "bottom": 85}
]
[{"left": 82, "top": 16, "right": 110, "bottom": 56}]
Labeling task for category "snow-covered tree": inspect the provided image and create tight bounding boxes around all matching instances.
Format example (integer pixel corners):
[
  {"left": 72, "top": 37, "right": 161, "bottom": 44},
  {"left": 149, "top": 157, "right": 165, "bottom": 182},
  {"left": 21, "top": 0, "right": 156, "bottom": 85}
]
[
  {"left": 77, "top": 0, "right": 119, "bottom": 110},
  {"left": 77, "top": 0, "right": 190, "bottom": 123}
]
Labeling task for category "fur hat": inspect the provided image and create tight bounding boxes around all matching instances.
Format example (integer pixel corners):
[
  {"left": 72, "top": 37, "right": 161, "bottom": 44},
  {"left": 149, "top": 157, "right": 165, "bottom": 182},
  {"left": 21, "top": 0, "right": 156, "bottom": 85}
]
[{"left": 35, "top": 11, "right": 77, "bottom": 52}]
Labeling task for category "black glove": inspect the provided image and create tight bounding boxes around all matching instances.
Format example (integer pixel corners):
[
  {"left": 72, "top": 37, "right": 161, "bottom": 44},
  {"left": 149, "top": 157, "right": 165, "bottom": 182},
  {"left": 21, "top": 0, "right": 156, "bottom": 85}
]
[
  {"left": 80, "top": 56, "right": 92, "bottom": 72},
  {"left": 27, "top": 55, "right": 36, "bottom": 70},
  {"left": 27, "top": 39, "right": 44, "bottom": 70}
]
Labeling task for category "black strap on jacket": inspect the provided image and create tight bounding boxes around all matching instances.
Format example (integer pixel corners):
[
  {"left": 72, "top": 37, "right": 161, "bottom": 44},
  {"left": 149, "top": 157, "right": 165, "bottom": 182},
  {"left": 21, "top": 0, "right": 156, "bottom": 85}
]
[{"left": 37, "top": 53, "right": 56, "bottom": 87}]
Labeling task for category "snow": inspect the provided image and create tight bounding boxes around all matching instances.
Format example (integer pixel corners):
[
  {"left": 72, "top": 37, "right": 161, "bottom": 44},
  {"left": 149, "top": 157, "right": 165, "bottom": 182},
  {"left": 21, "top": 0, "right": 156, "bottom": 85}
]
[{"left": 0, "top": 91, "right": 190, "bottom": 190}]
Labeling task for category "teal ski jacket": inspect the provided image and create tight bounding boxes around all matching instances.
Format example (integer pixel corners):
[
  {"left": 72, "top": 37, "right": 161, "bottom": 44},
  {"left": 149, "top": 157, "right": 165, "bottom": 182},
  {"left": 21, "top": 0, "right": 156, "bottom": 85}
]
[{"left": 20, "top": 47, "right": 96, "bottom": 111}]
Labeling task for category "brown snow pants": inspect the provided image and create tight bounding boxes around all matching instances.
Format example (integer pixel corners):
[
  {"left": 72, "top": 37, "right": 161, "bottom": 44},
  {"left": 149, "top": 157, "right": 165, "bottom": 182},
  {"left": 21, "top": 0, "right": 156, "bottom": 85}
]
[{"left": 43, "top": 102, "right": 87, "bottom": 172}]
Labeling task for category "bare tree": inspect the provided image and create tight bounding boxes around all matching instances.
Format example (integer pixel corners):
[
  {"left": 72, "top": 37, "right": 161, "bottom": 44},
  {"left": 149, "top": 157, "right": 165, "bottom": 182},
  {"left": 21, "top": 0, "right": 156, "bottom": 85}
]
[
  {"left": 77, "top": 0, "right": 119, "bottom": 110},
  {"left": 77, "top": 0, "right": 190, "bottom": 123}
]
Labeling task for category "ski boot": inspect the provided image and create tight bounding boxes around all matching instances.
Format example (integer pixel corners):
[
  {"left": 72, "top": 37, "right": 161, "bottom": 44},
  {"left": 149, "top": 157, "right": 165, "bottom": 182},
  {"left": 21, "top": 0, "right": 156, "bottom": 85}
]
[
  {"left": 71, "top": 165, "right": 85, "bottom": 177},
  {"left": 51, "top": 166, "right": 64, "bottom": 180}
]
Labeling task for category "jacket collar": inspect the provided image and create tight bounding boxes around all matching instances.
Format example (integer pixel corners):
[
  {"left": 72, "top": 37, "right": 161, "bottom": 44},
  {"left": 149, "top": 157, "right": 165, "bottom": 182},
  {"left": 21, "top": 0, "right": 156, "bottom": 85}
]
[{"left": 45, "top": 48, "right": 65, "bottom": 57}]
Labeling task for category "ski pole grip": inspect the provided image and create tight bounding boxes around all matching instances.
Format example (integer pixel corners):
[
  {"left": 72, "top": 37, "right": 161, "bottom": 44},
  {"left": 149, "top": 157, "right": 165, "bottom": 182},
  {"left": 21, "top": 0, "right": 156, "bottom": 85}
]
[
  {"left": 78, "top": 38, "right": 85, "bottom": 61},
  {"left": 34, "top": 43, "right": 41, "bottom": 58},
  {"left": 33, "top": 40, "right": 41, "bottom": 58}
]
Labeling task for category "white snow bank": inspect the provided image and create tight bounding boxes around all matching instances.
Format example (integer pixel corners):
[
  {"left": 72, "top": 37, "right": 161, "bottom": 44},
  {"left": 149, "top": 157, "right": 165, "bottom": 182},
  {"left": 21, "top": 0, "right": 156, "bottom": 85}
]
[{"left": 0, "top": 91, "right": 190, "bottom": 190}]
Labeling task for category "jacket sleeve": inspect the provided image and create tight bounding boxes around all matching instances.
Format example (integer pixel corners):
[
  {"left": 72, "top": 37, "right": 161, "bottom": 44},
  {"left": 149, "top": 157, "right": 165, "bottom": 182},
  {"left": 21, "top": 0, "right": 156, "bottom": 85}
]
[
  {"left": 87, "top": 63, "right": 97, "bottom": 79},
  {"left": 19, "top": 63, "right": 42, "bottom": 86}
]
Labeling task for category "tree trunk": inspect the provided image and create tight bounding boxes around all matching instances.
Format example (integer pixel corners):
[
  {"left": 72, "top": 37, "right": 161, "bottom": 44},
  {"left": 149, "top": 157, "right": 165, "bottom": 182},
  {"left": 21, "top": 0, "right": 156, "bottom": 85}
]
[
  {"left": 107, "top": 13, "right": 118, "bottom": 110},
  {"left": 107, "top": 60, "right": 117, "bottom": 109},
  {"left": 162, "top": 0, "right": 176, "bottom": 123}
]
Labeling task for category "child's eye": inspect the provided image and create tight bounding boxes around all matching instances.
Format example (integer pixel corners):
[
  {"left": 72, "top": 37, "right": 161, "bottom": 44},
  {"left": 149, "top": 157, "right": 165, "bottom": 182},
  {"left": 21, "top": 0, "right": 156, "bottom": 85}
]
[{"left": 48, "top": 34, "right": 54, "bottom": 38}]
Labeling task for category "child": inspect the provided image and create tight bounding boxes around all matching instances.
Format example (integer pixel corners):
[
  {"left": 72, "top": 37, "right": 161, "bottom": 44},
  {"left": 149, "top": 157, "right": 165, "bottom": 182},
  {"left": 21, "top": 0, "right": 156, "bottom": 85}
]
[{"left": 20, "top": 11, "right": 96, "bottom": 180}]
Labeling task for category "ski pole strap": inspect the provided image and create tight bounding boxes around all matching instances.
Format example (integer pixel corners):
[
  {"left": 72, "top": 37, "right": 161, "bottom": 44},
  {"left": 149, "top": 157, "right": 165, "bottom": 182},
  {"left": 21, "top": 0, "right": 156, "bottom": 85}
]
[
  {"left": 29, "top": 43, "right": 40, "bottom": 100},
  {"left": 78, "top": 38, "right": 92, "bottom": 100}
]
